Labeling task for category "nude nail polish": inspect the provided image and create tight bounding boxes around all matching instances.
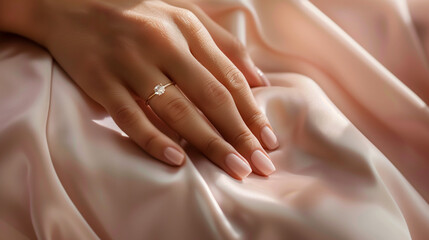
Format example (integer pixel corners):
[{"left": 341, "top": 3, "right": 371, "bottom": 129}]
[
  {"left": 164, "top": 147, "right": 184, "bottom": 165},
  {"left": 251, "top": 150, "right": 276, "bottom": 175},
  {"left": 261, "top": 126, "right": 279, "bottom": 150},
  {"left": 225, "top": 153, "right": 252, "bottom": 179}
]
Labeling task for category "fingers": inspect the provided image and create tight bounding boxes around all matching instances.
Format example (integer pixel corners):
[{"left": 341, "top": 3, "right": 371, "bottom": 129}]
[
  {"left": 153, "top": 86, "right": 253, "bottom": 180},
  {"left": 163, "top": 50, "right": 275, "bottom": 176},
  {"left": 167, "top": 2, "right": 269, "bottom": 87},
  {"left": 173, "top": 11, "right": 279, "bottom": 153},
  {"left": 130, "top": 69, "right": 252, "bottom": 179},
  {"left": 90, "top": 79, "right": 186, "bottom": 167}
]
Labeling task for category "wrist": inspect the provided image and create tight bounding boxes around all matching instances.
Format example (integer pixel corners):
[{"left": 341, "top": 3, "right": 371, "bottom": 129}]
[{"left": 0, "top": 0, "right": 61, "bottom": 46}]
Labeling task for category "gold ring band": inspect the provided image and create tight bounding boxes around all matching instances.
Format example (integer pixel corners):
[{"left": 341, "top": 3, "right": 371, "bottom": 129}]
[{"left": 145, "top": 82, "right": 175, "bottom": 105}]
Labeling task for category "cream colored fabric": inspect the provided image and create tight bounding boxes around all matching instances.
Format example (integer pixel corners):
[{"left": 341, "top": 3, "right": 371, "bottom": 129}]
[{"left": 1, "top": 0, "right": 428, "bottom": 239}]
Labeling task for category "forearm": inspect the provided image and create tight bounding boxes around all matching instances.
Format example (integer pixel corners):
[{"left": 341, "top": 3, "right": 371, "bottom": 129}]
[
  {"left": 0, "top": 0, "right": 98, "bottom": 46},
  {"left": 0, "top": 0, "right": 141, "bottom": 46}
]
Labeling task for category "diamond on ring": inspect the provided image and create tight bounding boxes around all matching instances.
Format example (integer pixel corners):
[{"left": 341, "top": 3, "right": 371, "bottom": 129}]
[
  {"left": 145, "top": 82, "right": 175, "bottom": 105},
  {"left": 154, "top": 84, "right": 166, "bottom": 96}
]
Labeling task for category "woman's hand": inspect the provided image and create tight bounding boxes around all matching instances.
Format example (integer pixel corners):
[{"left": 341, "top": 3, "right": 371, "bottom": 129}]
[{"left": 14, "top": 0, "right": 279, "bottom": 179}]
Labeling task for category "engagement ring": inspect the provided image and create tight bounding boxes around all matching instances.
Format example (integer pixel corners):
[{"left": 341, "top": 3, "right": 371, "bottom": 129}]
[{"left": 145, "top": 82, "right": 175, "bottom": 105}]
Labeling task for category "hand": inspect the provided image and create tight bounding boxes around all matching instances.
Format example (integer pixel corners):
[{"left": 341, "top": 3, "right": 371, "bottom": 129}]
[{"left": 35, "top": 0, "right": 279, "bottom": 179}]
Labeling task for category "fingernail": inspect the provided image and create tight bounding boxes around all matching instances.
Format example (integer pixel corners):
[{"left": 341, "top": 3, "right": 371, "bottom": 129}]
[
  {"left": 261, "top": 126, "right": 279, "bottom": 150},
  {"left": 164, "top": 147, "right": 185, "bottom": 165},
  {"left": 255, "top": 67, "right": 271, "bottom": 86},
  {"left": 225, "top": 153, "right": 252, "bottom": 179},
  {"left": 251, "top": 150, "right": 276, "bottom": 175}
]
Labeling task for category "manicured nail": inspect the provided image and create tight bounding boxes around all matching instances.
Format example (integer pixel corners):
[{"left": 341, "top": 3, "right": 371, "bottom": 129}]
[
  {"left": 255, "top": 67, "right": 271, "bottom": 86},
  {"left": 261, "top": 126, "right": 279, "bottom": 150},
  {"left": 225, "top": 153, "right": 252, "bottom": 179},
  {"left": 251, "top": 150, "right": 276, "bottom": 175},
  {"left": 164, "top": 147, "right": 185, "bottom": 165}
]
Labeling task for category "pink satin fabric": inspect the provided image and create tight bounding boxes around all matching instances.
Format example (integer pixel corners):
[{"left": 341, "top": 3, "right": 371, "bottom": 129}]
[{"left": 1, "top": 0, "right": 429, "bottom": 239}]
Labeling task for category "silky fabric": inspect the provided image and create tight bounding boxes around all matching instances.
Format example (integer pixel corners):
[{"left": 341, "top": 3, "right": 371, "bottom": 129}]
[{"left": 1, "top": 0, "right": 429, "bottom": 239}]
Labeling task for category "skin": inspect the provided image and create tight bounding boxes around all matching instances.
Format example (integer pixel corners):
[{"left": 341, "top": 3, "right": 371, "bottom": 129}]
[{"left": 0, "top": 0, "right": 278, "bottom": 179}]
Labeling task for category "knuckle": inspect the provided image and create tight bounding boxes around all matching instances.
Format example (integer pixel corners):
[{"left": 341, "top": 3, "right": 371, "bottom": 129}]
[
  {"left": 164, "top": 97, "right": 192, "bottom": 123},
  {"left": 175, "top": 8, "right": 198, "bottom": 24},
  {"left": 245, "top": 112, "right": 267, "bottom": 129},
  {"left": 223, "top": 65, "right": 247, "bottom": 93},
  {"left": 204, "top": 137, "right": 223, "bottom": 156},
  {"left": 112, "top": 105, "right": 140, "bottom": 127},
  {"left": 202, "top": 81, "right": 232, "bottom": 108},
  {"left": 174, "top": 9, "right": 203, "bottom": 35},
  {"left": 232, "top": 131, "right": 255, "bottom": 147},
  {"left": 141, "top": 133, "right": 158, "bottom": 150},
  {"left": 140, "top": 17, "right": 166, "bottom": 32},
  {"left": 139, "top": 17, "right": 175, "bottom": 45},
  {"left": 228, "top": 37, "right": 248, "bottom": 58},
  {"left": 147, "top": 18, "right": 170, "bottom": 36}
]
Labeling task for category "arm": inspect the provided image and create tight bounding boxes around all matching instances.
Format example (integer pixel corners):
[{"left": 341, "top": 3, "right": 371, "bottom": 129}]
[
  {"left": 0, "top": 0, "right": 45, "bottom": 44},
  {"left": 0, "top": 0, "right": 278, "bottom": 179}
]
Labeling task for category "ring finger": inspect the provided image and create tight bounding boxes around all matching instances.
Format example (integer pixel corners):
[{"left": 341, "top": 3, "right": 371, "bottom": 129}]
[{"left": 132, "top": 68, "right": 253, "bottom": 180}]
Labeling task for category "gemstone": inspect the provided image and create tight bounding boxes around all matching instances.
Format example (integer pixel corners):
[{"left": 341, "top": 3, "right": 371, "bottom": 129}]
[{"left": 154, "top": 84, "right": 166, "bottom": 95}]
